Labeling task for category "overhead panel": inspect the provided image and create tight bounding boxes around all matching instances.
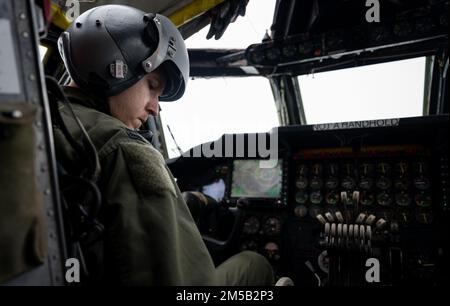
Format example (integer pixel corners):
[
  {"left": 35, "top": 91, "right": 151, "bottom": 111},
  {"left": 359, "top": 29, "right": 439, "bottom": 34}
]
[{"left": 50, "top": 0, "right": 225, "bottom": 29}]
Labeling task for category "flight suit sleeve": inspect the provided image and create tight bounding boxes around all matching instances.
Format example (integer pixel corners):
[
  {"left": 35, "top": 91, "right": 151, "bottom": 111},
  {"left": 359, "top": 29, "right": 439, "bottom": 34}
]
[{"left": 99, "top": 140, "right": 217, "bottom": 285}]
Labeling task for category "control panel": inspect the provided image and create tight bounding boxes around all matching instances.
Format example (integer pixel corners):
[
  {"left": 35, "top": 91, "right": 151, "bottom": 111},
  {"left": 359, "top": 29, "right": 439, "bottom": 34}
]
[{"left": 169, "top": 115, "right": 449, "bottom": 286}]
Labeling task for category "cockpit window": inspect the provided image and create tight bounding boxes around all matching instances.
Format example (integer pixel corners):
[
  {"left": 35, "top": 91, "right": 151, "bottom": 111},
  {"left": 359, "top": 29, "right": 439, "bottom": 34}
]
[
  {"left": 298, "top": 57, "right": 427, "bottom": 124},
  {"left": 161, "top": 0, "right": 278, "bottom": 159},
  {"left": 160, "top": 77, "right": 280, "bottom": 159},
  {"left": 186, "top": 0, "right": 277, "bottom": 49}
]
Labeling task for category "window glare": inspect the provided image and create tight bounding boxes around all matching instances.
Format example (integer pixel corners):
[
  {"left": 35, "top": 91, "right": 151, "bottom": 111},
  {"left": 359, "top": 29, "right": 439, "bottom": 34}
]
[
  {"left": 160, "top": 77, "right": 279, "bottom": 159},
  {"left": 298, "top": 57, "right": 426, "bottom": 124}
]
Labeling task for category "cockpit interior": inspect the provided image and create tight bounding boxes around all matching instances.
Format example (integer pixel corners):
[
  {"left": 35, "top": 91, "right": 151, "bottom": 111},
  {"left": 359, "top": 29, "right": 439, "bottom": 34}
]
[{"left": 0, "top": 0, "right": 448, "bottom": 287}]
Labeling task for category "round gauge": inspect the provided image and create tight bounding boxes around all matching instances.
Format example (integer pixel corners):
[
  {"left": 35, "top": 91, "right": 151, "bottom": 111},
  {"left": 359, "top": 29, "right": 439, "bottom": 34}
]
[
  {"left": 309, "top": 205, "right": 322, "bottom": 218},
  {"left": 398, "top": 210, "right": 413, "bottom": 224},
  {"left": 318, "top": 250, "right": 329, "bottom": 274},
  {"left": 359, "top": 163, "right": 374, "bottom": 176},
  {"left": 413, "top": 162, "right": 428, "bottom": 174},
  {"left": 325, "top": 177, "right": 339, "bottom": 189},
  {"left": 415, "top": 192, "right": 432, "bottom": 207},
  {"left": 239, "top": 239, "right": 258, "bottom": 252},
  {"left": 264, "top": 242, "right": 280, "bottom": 261},
  {"left": 310, "top": 177, "right": 323, "bottom": 190},
  {"left": 416, "top": 211, "right": 434, "bottom": 224},
  {"left": 294, "top": 205, "right": 308, "bottom": 218},
  {"left": 327, "top": 164, "right": 339, "bottom": 176},
  {"left": 295, "top": 191, "right": 308, "bottom": 204},
  {"left": 325, "top": 191, "right": 340, "bottom": 205},
  {"left": 295, "top": 176, "right": 308, "bottom": 189},
  {"left": 377, "top": 162, "right": 391, "bottom": 175},
  {"left": 361, "top": 192, "right": 375, "bottom": 206},
  {"left": 243, "top": 216, "right": 260, "bottom": 235},
  {"left": 395, "top": 162, "right": 408, "bottom": 175},
  {"left": 298, "top": 165, "right": 309, "bottom": 176},
  {"left": 359, "top": 177, "right": 374, "bottom": 190},
  {"left": 310, "top": 191, "right": 323, "bottom": 205},
  {"left": 377, "top": 192, "right": 393, "bottom": 206},
  {"left": 343, "top": 164, "right": 355, "bottom": 176},
  {"left": 413, "top": 176, "right": 431, "bottom": 190},
  {"left": 415, "top": 211, "right": 434, "bottom": 224},
  {"left": 394, "top": 177, "right": 410, "bottom": 190},
  {"left": 263, "top": 217, "right": 282, "bottom": 236},
  {"left": 341, "top": 176, "right": 356, "bottom": 190},
  {"left": 376, "top": 176, "right": 392, "bottom": 190},
  {"left": 312, "top": 164, "right": 323, "bottom": 176},
  {"left": 395, "top": 192, "right": 412, "bottom": 207}
]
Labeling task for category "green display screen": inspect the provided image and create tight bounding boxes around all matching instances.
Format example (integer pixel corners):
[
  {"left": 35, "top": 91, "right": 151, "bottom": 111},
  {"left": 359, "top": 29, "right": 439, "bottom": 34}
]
[{"left": 231, "top": 159, "right": 282, "bottom": 198}]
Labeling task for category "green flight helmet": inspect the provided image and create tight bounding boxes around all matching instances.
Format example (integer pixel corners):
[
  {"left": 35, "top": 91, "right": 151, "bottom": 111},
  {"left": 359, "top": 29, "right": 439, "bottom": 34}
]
[{"left": 58, "top": 4, "right": 189, "bottom": 101}]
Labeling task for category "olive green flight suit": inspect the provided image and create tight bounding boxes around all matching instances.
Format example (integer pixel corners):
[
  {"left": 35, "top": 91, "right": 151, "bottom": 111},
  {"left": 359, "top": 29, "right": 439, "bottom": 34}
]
[{"left": 53, "top": 87, "right": 274, "bottom": 286}]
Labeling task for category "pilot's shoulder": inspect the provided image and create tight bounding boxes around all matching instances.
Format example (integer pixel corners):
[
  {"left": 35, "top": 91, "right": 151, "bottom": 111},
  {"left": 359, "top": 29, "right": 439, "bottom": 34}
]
[
  {"left": 65, "top": 103, "right": 150, "bottom": 152},
  {"left": 104, "top": 136, "right": 176, "bottom": 197},
  {"left": 100, "top": 131, "right": 160, "bottom": 159}
]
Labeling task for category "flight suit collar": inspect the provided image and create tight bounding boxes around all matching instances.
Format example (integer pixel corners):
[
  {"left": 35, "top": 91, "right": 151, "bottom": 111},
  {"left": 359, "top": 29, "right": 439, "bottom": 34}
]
[
  {"left": 62, "top": 86, "right": 154, "bottom": 143},
  {"left": 63, "top": 86, "right": 110, "bottom": 114}
]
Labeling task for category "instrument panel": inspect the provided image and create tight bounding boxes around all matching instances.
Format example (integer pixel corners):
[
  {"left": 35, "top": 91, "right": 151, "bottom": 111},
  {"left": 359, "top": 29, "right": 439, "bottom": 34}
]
[
  {"left": 168, "top": 116, "right": 449, "bottom": 286},
  {"left": 291, "top": 147, "right": 435, "bottom": 225}
]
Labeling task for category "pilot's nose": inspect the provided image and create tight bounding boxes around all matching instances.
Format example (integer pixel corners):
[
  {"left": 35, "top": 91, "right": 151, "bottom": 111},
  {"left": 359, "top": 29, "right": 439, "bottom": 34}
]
[{"left": 147, "top": 96, "right": 159, "bottom": 116}]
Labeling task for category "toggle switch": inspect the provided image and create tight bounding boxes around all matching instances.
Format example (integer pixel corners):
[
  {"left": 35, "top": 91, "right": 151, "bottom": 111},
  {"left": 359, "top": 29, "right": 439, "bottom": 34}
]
[
  {"left": 325, "top": 212, "right": 335, "bottom": 223},
  {"left": 316, "top": 214, "right": 327, "bottom": 225},
  {"left": 375, "top": 218, "right": 387, "bottom": 230},
  {"left": 352, "top": 191, "right": 360, "bottom": 204},
  {"left": 355, "top": 213, "right": 367, "bottom": 224},
  {"left": 341, "top": 191, "right": 348, "bottom": 205},
  {"left": 366, "top": 214, "right": 377, "bottom": 225},
  {"left": 324, "top": 222, "right": 331, "bottom": 235},
  {"left": 335, "top": 211, "right": 344, "bottom": 223},
  {"left": 349, "top": 224, "right": 354, "bottom": 239},
  {"left": 331, "top": 223, "right": 337, "bottom": 237}
]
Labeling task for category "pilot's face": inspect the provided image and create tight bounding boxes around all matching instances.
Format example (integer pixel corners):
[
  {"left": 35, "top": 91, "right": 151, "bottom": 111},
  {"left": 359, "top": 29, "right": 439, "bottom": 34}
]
[{"left": 108, "top": 69, "right": 166, "bottom": 130}]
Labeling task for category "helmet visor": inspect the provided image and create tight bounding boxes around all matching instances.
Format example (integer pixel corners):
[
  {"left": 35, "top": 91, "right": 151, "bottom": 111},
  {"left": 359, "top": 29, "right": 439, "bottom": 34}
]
[{"left": 142, "top": 14, "right": 189, "bottom": 102}]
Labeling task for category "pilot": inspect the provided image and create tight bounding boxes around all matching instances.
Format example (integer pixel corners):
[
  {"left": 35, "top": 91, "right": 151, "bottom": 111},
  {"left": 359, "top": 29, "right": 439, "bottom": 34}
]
[{"left": 54, "top": 4, "right": 274, "bottom": 285}]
